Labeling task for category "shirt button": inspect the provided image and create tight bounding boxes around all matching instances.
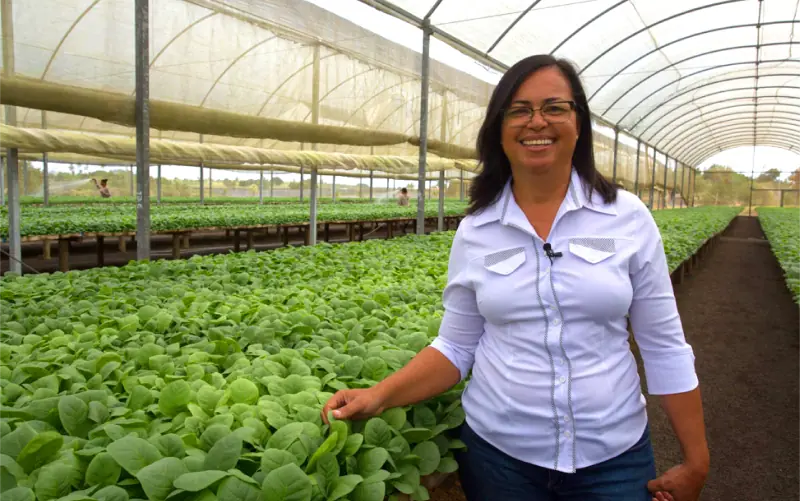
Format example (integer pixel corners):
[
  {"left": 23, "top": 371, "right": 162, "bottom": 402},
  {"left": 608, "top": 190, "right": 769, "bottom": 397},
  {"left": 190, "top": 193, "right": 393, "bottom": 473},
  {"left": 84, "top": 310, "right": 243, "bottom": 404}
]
[
  {"left": 559, "top": 376, "right": 566, "bottom": 383},
  {"left": 564, "top": 416, "right": 570, "bottom": 422},
  {"left": 564, "top": 431, "right": 571, "bottom": 438},
  {"left": 556, "top": 358, "right": 564, "bottom": 365},
  {"left": 553, "top": 318, "right": 561, "bottom": 325}
]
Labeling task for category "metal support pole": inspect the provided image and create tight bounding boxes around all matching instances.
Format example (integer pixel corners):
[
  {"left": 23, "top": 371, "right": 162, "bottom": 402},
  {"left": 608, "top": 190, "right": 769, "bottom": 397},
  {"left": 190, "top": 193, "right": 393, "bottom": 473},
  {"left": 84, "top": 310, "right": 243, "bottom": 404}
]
[
  {"left": 633, "top": 140, "right": 640, "bottom": 197},
  {"left": 259, "top": 170, "right": 264, "bottom": 204},
  {"left": 369, "top": 170, "right": 374, "bottom": 201},
  {"left": 308, "top": 44, "right": 321, "bottom": 245},
  {"left": 157, "top": 165, "right": 162, "bottom": 203},
  {"left": 438, "top": 90, "right": 447, "bottom": 231},
  {"left": 42, "top": 111, "right": 49, "bottom": 205},
  {"left": 135, "top": 0, "right": 150, "bottom": 260},
  {"left": 0, "top": 157, "right": 5, "bottom": 206},
  {"left": 270, "top": 170, "right": 274, "bottom": 198},
  {"left": 199, "top": 165, "right": 204, "bottom": 204},
  {"left": 691, "top": 168, "right": 697, "bottom": 207},
  {"left": 21, "top": 159, "right": 28, "bottom": 197},
  {"left": 332, "top": 175, "right": 336, "bottom": 202},
  {"left": 680, "top": 162, "right": 685, "bottom": 208},
  {"left": 671, "top": 158, "right": 678, "bottom": 209},
  {"left": 208, "top": 167, "right": 212, "bottom": 199},
  {"left": 662, "top": 155, "right": 669, "bottom": 209},
  {"left": 129, "top": 165, "right": 134, "bottom": 197},
  {"left": 6, "top": 149, "right": 21, "bottom": 274},
  {"left": 747, "top": 147, "right": 755, "bottom": 216},
  {"left": 387, "top": 177, "right": 390, "bottom": 197},
  {"left": 2, "top": 0, "right": 18, "bottom": 271},
  {"left": 649, "top": 147, "right": 657, "bottom": 209},
  {"left": 611, "top": 127, "right": 619, "bottom": 183},
  {"left": 416, "top": 22, "right": 432, "bottom": 235}
]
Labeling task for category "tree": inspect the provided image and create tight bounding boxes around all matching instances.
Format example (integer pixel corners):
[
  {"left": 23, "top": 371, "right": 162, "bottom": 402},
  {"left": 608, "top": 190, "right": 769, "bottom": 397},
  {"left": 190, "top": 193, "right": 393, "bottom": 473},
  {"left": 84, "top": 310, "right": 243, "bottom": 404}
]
[
  {"left": 790, "top": 168, "right": 800, "bottom": 187},
  {"left": 757, "top": 168, "right": 781, "bottom": 182}
]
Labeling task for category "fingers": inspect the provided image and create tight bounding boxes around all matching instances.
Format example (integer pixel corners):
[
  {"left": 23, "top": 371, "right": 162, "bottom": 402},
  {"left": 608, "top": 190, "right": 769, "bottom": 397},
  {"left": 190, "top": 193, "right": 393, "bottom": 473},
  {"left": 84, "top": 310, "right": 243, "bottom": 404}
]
[
  {"left": 651, "top": 491, "right": 673, "bottom": 501},
  {"left": 321, "top": 390, "right": 350, "bottom": 424}
]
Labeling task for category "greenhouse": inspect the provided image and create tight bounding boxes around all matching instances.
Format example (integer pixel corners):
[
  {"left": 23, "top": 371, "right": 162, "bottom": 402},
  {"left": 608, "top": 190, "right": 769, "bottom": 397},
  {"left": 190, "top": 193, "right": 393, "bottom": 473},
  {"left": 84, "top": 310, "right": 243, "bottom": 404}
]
[{"left": 1, "top": 0, "right": 798, "bottom": 500}]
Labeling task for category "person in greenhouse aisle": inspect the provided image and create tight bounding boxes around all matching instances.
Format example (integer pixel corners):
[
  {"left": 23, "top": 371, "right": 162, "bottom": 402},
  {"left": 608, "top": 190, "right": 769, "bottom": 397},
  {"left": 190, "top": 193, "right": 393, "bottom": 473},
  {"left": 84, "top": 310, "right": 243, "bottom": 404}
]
[
  {"left": 323, "top": 54, "right": 709, "bottom": 501},
  {"left": 397, "top": 187, "right": 410, "bottom": 206},
  {"left": 91, "top": 178, "right": 112, "bottom": 198}
]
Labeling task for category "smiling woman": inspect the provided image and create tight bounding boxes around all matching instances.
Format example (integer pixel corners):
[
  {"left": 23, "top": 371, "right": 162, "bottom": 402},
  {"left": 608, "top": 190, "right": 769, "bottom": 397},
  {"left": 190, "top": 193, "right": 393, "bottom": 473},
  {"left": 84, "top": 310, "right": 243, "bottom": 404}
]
[{"left": 322, "top": 54, "right": 710, "bottom": 501}]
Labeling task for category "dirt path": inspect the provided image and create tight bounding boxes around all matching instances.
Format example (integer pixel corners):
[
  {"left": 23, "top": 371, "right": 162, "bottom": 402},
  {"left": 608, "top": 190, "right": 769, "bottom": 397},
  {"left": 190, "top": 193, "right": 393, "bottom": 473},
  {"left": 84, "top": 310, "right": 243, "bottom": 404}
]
[{"left": 431, "top": 216, "right": 799, "bottom": 501}]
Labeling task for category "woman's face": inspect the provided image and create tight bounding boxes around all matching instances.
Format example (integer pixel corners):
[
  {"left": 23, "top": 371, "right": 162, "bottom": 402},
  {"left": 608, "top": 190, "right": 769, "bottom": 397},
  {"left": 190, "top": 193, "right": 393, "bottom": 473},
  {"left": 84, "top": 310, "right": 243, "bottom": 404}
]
[{"left": 500, "top": 66, "right": 579, "bottom": 176}]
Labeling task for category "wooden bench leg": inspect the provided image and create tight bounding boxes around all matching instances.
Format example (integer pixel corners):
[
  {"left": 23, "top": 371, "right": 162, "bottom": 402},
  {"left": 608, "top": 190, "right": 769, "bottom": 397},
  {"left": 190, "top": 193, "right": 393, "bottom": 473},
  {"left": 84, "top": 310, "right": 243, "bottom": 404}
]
[
  {"left": 387, "top": 221, "right": 393, "bottom": 239},
  {"left": 118, "top": 236, "right": 127, "bottom": 252},
  {"left": 282, "top": 226, "right": 289, "bottom": 246},
  {"left": 234, "top": 230, "right": 241, "bottom": 252},
  {"left": 43, "top": 240, "right": 51, "bottom": 260},
  {"left": 97, "top": 236, "right": 105, "bottom": 267},
  {"left": 246, "top": 230, "right": 254, "bottom": 250},
  {"left": 303, "top": 227, "right": 310, "bottom": 246},
  {"left": 172, "top": 234, "right": 181, "bottom": 259},
  {"left": 183, "top": 234, "right": 190, "bottom": 248},
  {"left": 359, "top": 222, "right": 365, "bottom": 241},
  {"left": 59, "top": 239, "right": 69, "bottom": 272},
  {"left": 324, "top": 223, "right": 330, "bottom": 242}
]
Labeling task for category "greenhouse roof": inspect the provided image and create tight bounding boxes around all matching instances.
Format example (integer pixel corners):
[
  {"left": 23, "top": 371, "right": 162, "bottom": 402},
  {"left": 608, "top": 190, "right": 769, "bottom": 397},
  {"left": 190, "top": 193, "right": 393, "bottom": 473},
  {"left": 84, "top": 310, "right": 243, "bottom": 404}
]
[
  {"left": 1, "top": 0, "right": 798, "bottom": 167},
  {"left": 360, "top": 0, "right": 800, "bottom": 163}
]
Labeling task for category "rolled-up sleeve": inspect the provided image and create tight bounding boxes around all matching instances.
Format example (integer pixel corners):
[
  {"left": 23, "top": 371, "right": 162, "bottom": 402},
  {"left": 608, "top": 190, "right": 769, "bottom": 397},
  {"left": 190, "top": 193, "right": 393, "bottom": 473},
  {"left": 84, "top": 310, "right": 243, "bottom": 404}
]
[
  {"left": 430, "top": 225, "right": 485, "bottom": 381},
  {"left": 628, "top": 206, "right": 699, "bottom": 395}
]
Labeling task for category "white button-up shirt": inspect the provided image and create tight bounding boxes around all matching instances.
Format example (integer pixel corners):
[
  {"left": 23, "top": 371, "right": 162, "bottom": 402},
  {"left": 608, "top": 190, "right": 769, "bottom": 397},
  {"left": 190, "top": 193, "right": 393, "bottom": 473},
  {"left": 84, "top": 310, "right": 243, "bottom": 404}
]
[{"left": 430, "top": 169, "right": 698, "bottom": 473}]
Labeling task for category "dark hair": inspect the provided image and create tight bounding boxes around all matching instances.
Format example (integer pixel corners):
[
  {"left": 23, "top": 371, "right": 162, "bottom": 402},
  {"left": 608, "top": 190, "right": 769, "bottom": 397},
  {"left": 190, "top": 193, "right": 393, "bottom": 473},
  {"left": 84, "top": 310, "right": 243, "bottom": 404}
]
[
  {"left": 101, "top": 179, "right": 108, "bottom": 184},
  {"left": 467, "top": 54, "right": 617, "bottom": 215},
  {"left": 400, "top": 187, "right": 408, "bottom": 194}
]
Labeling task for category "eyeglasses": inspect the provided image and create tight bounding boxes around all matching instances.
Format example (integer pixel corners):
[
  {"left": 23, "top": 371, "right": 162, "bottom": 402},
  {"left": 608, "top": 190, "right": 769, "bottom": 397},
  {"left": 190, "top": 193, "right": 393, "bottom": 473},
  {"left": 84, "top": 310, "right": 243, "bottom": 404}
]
[{"left": 503, "top": 100, "right": 577, "bottom": 126}]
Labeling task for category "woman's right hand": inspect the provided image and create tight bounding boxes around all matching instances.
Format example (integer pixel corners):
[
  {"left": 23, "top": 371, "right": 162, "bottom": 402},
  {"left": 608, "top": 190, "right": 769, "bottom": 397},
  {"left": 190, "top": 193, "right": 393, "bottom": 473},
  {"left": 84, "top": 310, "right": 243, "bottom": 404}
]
[{"left": 321, "top": 387, "right": 388, "bottom": 424}]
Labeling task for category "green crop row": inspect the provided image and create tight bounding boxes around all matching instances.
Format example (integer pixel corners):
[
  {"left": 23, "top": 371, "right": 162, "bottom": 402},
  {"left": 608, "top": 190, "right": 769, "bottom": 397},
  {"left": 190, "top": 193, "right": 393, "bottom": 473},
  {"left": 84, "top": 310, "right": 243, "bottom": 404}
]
[
  {"left": 1, "top": 203, "right": 468, "bottom": 239},
  {"left": 19, "top": 196, "right": 376, "bottom": 206},
  {"left": 757, "top": 208, "right": 800, "bottom": 303},
  {"left": 0, "top": 207, "right": 734, "bottom": 501},
  {"left": 655, "top": 206, "right": 740, "bottom": 272}
]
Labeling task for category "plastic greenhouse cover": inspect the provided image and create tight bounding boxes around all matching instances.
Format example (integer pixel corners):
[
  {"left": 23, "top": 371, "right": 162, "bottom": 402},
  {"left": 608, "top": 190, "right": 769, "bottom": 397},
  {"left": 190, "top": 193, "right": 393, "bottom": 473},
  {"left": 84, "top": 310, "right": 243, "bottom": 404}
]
[{"left": 1, "top": 0, "right": 798, "bottom": 167}]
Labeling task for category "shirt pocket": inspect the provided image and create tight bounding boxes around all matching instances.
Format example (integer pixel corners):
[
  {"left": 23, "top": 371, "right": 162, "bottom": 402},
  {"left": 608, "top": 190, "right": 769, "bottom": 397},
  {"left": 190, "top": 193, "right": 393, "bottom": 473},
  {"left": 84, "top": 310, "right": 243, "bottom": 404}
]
[
  {"left": 568, "top": 237, "right": 617, "bottom": 264},
  {"left": 483, "top": 247, "right": 526, "bottom": 275}
]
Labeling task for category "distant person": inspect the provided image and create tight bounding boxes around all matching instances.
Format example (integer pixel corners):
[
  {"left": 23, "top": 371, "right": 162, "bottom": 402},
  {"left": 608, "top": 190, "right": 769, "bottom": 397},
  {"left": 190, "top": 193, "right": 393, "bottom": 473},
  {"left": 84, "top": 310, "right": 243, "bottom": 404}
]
[
  {"left": 92, "top": 178, "right": 111, "bottom": 198},
  {"left": 397, "top": 187, "right": 410, "bottom": 206}
]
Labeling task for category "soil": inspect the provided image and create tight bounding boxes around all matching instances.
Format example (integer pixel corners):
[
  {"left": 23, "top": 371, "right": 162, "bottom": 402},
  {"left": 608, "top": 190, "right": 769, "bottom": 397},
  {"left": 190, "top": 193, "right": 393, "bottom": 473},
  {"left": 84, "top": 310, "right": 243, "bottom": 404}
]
[{"left": 429, "top": 216, "right": 799, "bottom": 501}]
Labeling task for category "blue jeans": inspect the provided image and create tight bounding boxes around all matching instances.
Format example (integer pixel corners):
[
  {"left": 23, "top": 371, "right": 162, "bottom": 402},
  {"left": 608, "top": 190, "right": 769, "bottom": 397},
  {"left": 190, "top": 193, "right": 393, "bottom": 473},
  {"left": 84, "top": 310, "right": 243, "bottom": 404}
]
[{"left": 455, "top": 422, "right": 657, "bottom": 500}]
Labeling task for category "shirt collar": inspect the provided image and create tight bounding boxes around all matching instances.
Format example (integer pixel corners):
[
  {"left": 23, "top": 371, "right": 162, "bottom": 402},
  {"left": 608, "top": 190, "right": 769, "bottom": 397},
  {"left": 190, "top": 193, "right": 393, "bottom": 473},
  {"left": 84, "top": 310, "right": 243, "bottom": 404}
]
[{"left": 472, "top": 168, "right": 617, "bottom": 228}]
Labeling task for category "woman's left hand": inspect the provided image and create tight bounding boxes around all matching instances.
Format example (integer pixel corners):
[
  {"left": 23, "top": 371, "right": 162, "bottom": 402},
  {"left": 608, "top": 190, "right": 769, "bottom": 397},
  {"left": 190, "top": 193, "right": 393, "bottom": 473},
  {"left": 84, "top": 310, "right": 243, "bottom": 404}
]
[{"left": 647, "top": 462, "right": 708, "bottom": 501}]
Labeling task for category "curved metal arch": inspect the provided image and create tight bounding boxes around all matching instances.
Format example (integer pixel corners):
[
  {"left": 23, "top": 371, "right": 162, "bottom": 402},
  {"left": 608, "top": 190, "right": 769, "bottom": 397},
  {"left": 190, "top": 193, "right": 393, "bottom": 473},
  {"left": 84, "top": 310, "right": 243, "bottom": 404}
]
[
  {"left": 150, "top": 12, "right": 218, "bottom": 70},
  {"left": 199, "top": 36, "right": 278, "bottom": 106},
  {"left": 631, "top": 73, "right": 800, "bottom": 132},
  {"left": 673, "top": 126, "right": 800, "bottom": 160},
  {"left": 549, "top": 0, "right": 627, "bottom": 55},
  {"left": 340, "top": 77, "right": 416, "bottom": 127},
  {"left": 649, "top": 102, "right": 800, "bottom": 146},
  {"left": 687, "top": 139, "right": 800, "bottom": 165},
  {"left": 664, "top": 116, "right": 800, "bottom": 153},
  {"left": 40, "top": 0, "right": 102, "bottom": 80},
  {"left": 298, "top": 66, "right": 381, "bottom": 123},
  {"left": 618, "top": 58, "right": 800, "bottom": 133},
  {"left": 588, "top": 20, "right": 772, "bottom": 102},
  {"left": 638, "top": 86, "right": 800, "bottom": 138},
  {"left": 688, "top": 135, "right": 800, "bottom": 163},
  {"left": 579, "top": 0, "right": 742, "bottom": 78},
  {"left": 604, "top": 42, "right": 800, "bottom": 117},
  {"left": 424, "top": 0, "right": 445, "bottom": 20},
  {"left": 486, "top": 1, "right": 543, "bottom": 55}
]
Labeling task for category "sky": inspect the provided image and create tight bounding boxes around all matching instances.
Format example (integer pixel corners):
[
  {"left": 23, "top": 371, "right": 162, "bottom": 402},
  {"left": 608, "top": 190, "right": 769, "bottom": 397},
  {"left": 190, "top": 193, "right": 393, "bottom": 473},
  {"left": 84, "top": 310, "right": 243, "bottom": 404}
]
[{"left": 21, "top": 0, "right": 800, "bottom": 184}]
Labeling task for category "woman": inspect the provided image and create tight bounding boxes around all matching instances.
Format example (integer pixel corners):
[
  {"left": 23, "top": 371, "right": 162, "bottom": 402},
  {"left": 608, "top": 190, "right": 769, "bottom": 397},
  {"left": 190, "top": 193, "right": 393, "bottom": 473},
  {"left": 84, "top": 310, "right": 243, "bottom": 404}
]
[
  {"left": 397, "top": 187, "right": 410, "bottom": 206},
  {"left": 322, "top": 55, "right": 709, "bottom": 501}
]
